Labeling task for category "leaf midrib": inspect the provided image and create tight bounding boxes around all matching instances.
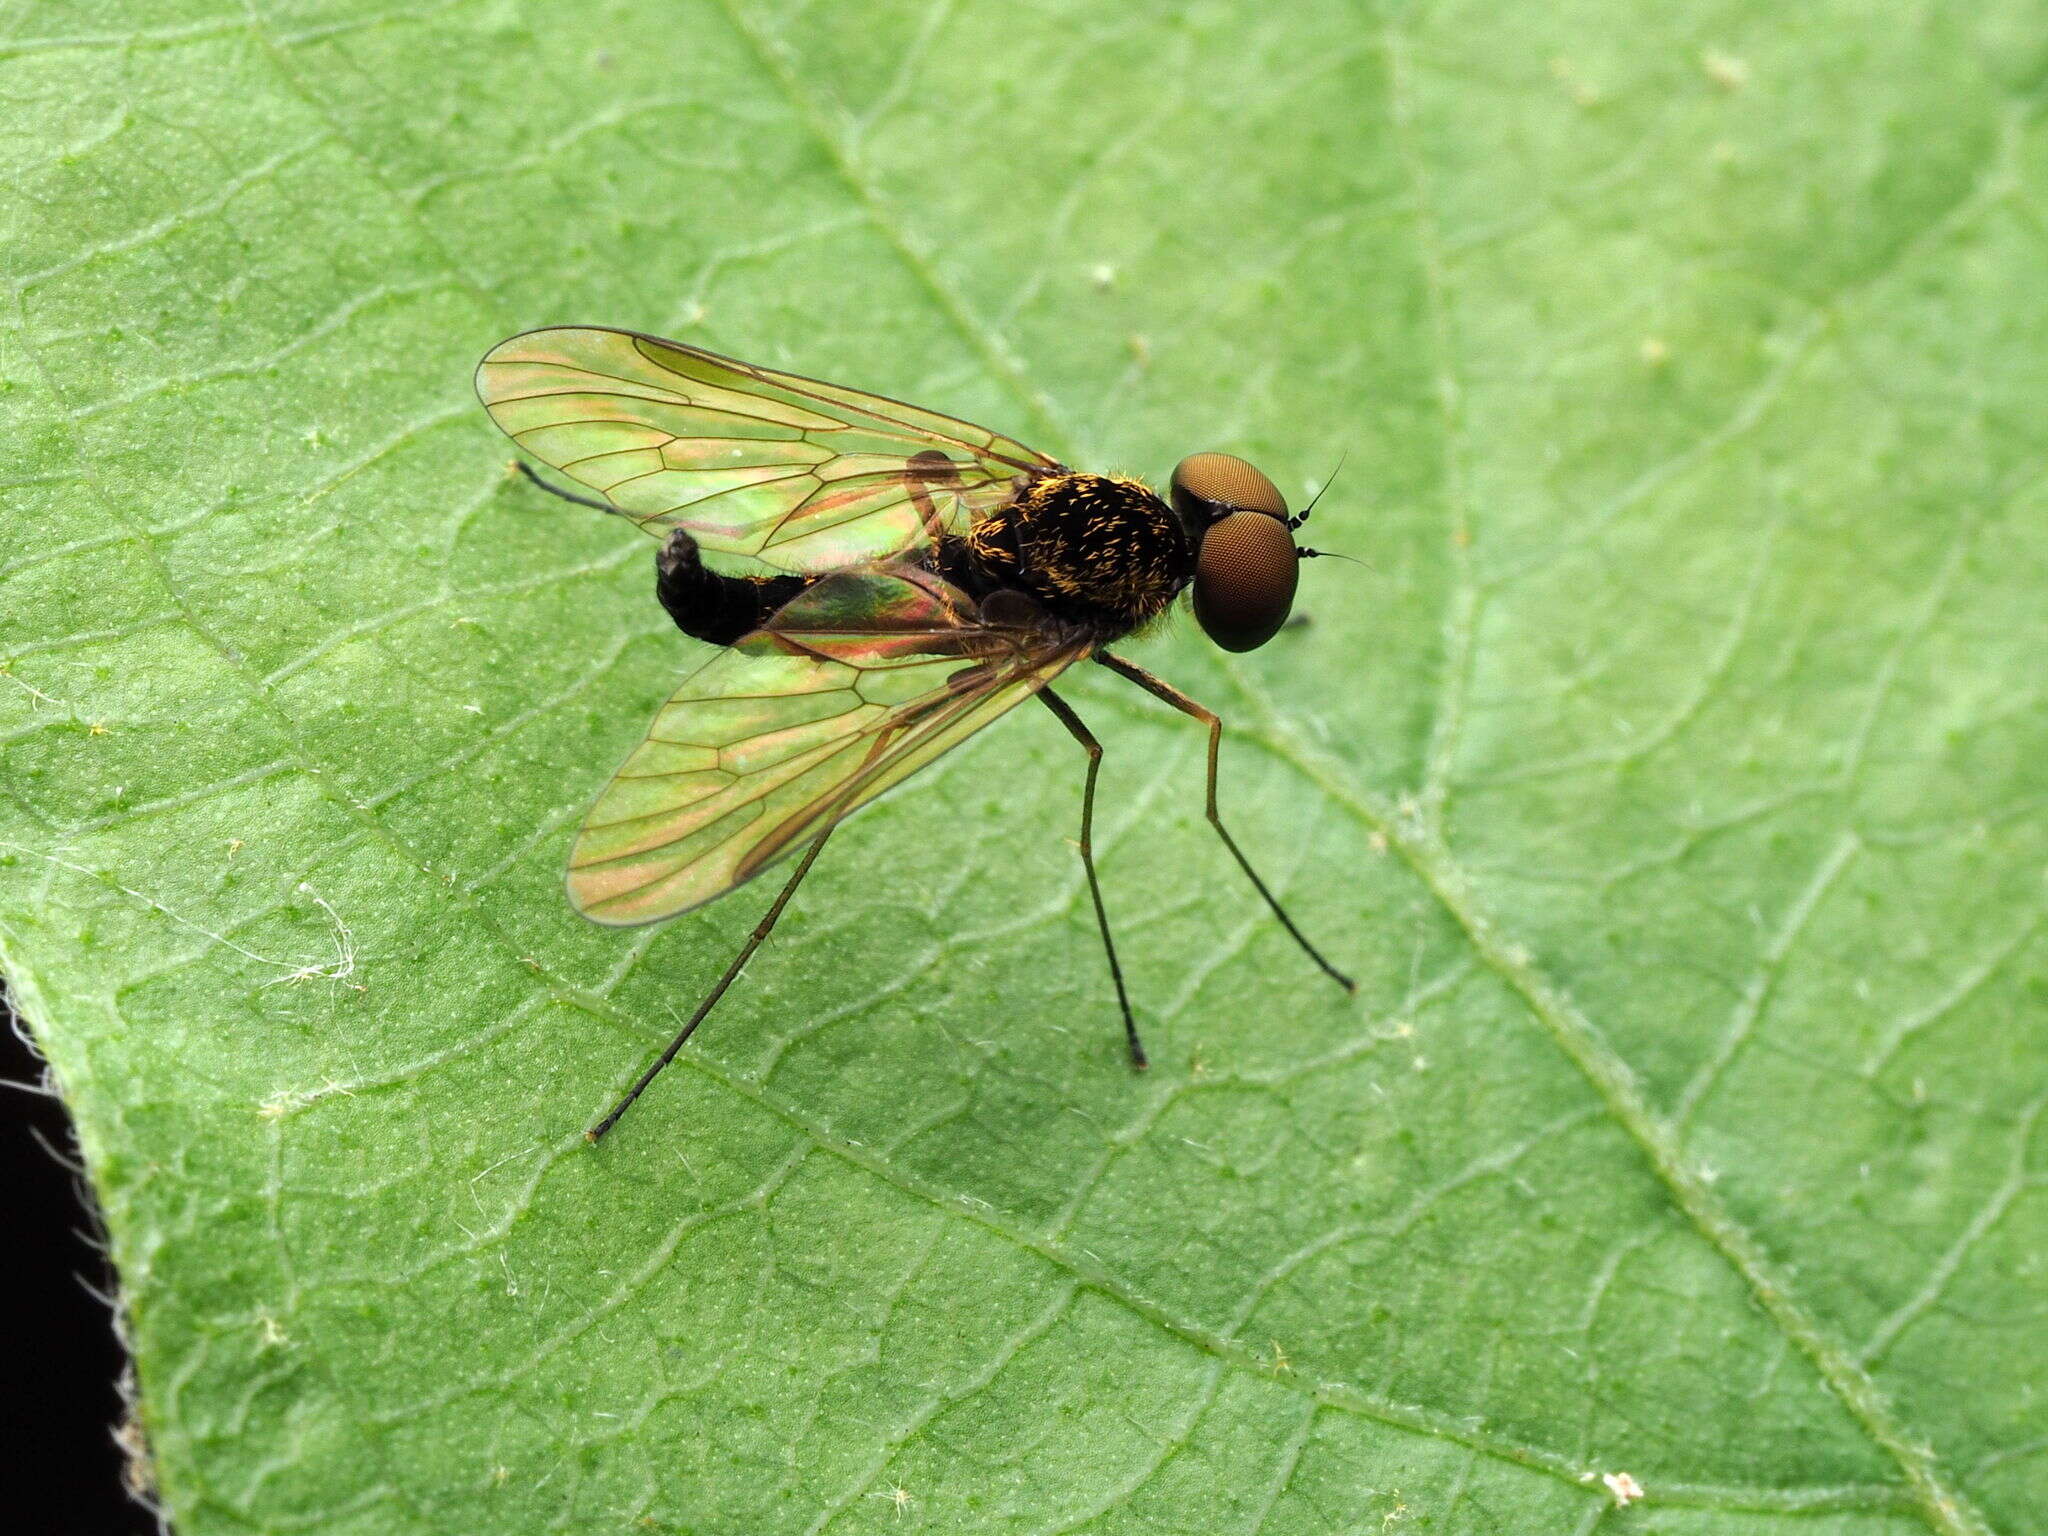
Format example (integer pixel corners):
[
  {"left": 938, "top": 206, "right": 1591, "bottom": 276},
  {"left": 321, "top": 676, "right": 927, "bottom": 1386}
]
[{"left": 1366, "top": 13, "right": 2004, "bottom": 1530}]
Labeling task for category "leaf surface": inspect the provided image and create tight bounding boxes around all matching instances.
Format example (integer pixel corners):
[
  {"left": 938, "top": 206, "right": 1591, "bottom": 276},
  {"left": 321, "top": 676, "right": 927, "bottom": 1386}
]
[{"left": 2, "top": 2, "right": 2043, "bottom": 1533}]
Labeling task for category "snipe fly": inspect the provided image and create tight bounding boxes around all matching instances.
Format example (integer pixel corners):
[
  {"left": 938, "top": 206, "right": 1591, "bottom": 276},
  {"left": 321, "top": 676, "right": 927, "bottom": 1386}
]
[{"left": 476, "top": 328, "right": 1353, "bottom": 1139}]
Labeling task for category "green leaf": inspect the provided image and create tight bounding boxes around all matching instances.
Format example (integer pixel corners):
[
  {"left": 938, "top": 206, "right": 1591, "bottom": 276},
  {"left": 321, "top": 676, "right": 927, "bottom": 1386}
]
[{"left": 3, "top": 2, "right": 2043, "bottom": 1532}]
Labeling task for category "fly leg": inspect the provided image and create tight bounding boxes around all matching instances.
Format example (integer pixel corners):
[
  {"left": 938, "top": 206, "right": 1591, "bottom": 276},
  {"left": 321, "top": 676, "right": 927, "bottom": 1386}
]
[
  {"left": 513, "top": 456, "right": 804, "bottom": 644},
  {"left": 1037, "top": 688, "right": 1147, "bottom": 1069},
  {"left": 511, "top": 457, "right": 626, "bottom": 516},
  {"left": 587, "top": 825, "right": 835, "bottom": 1142},
  {"left": 1094, "top": 651, "right": 1355, "bottom": 994},
  {"left": 904, "top": 450, "right": 960, "bottom": 541}
]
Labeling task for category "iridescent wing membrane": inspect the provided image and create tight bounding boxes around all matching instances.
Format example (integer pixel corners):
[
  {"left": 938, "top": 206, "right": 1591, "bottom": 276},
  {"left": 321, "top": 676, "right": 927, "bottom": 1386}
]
[
  {"left": 476, "top": 326, "right": 1058, "bottom": 573},
  {"left": 569, "top": 565, "right": 1089, "bottom": 925}
]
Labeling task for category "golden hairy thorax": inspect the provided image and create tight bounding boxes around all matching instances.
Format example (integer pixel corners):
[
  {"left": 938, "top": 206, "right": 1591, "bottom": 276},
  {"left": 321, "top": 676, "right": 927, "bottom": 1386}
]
[{"left": 963, "top": 472, "right": 1190, "bottom": 633}]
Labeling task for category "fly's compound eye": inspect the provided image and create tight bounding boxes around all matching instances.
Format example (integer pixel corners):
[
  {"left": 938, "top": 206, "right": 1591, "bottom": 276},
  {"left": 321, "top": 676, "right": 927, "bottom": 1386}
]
[
  {"left": 1175, "top": 453, "right": 1297, "bottom": 650},
  {"left": 1194, "top": 511, "right": 1299, "bottom": 651},
  {"left": 1171, "top": 452, "right": 1288, "bottom": 534}
]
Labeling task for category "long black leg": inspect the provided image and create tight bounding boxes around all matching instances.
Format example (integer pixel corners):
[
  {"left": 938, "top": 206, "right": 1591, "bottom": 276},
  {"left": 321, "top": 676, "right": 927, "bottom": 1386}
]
[
  {"left": 512, "top": 458, "right": 631, "bottom": 518},
  {"left": 587, "top": 825, "right": 835, "bottom": 1142},
  {"left": 1094, "top": 652, "right": 1356, "bottom": 994},
  {"left": 1037, "top": 688, "right": 1147, "bottom": 1069}
]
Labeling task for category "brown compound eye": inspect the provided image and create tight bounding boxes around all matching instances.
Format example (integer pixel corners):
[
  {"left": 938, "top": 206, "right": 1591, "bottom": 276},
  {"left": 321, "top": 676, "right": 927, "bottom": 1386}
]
[
  {"left": 1173, "top": 453, "right": 1297, "bottom": 650},
  {"left": 1171, "top": 452, "right": 1288, "bottom": 530},
  {"left": 1194, "top": 511, "right": 1298, "bottom": 651}
]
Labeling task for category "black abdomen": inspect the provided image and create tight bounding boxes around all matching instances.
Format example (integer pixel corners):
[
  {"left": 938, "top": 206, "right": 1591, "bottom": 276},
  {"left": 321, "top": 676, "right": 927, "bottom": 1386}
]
[{"left": 656, "top": 529, "right": 808, "bottom": 646}]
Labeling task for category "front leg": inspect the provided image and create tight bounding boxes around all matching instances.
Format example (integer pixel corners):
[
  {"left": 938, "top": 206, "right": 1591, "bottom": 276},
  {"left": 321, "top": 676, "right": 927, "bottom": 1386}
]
[{"left": 1094, "top": 650, "right": 1355, "bottom": 993}]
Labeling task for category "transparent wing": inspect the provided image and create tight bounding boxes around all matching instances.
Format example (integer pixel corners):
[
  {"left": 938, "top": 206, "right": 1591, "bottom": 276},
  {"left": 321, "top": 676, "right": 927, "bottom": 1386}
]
[
  {"left": 476, "top": 326, "right": 1059, "bottom": 574},
  {"left": 569, "top": 565, "right": 1089, "bottom": 925}
]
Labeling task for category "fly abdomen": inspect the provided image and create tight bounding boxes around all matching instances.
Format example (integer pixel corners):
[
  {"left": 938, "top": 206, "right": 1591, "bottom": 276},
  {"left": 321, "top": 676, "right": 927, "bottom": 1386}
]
[{"left": 656, "top": 528, "right": 808, "bottom": 646}]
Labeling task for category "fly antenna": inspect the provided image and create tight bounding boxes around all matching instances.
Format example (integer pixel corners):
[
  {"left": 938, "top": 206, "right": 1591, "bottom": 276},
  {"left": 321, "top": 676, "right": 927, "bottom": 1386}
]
[
  {"left": 512, "top": 458, "right": 632, "bottom": 519},
  {"left": 1288, "top": 450, "right": 1348, "bottom": 530},
  {"left": 1296, "top": 547, "right": 1365, "bottom": 566}
]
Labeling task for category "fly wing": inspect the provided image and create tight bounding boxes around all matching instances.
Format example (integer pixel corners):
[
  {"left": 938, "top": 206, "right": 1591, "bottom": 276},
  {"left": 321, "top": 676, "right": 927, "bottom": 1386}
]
[
  {"left": 476, "top": 326, "right": 1059, "bottom": 575},
  {"left": 568, "top": 565, "right": 1089, "bottom": 925}
]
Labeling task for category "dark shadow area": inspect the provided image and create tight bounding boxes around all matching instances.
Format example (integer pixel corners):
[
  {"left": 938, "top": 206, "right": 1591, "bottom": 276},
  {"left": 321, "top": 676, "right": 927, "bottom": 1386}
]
[{"left": 1, "top": 984, "right": 160, "bottom": 1534}]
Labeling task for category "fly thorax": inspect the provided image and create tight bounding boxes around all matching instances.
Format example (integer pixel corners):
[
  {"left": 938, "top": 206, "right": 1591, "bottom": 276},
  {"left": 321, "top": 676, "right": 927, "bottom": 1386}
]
[{"left": 997, "top": 472, "right": 1189, "bottom": 627}]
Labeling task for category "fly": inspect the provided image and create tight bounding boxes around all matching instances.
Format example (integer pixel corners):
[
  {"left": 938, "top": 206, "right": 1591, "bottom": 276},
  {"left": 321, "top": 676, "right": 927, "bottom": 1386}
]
[{"left": 475, "top": 327, "right": 1354, "bottom": 1140}]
